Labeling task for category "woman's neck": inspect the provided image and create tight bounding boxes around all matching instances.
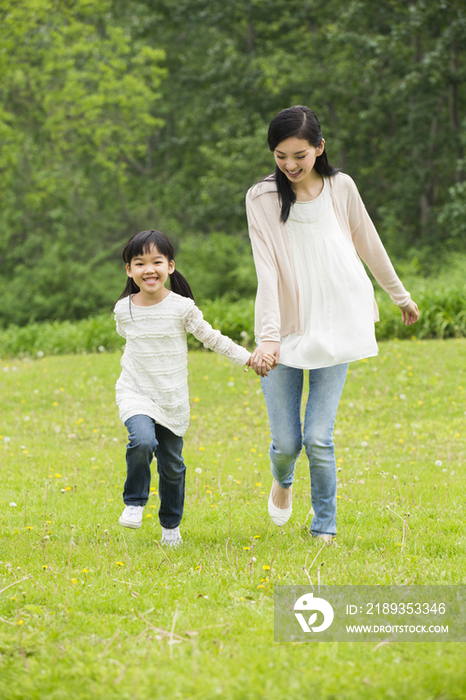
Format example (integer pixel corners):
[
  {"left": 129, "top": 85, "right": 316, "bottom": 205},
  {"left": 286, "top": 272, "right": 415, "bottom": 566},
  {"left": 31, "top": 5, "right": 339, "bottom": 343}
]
[{"left": 292, "top": 170, "right": 324, "bottom": 202}]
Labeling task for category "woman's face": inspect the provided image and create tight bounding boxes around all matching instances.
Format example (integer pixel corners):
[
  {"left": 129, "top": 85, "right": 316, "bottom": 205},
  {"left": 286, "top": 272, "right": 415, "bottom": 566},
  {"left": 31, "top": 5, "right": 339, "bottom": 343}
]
[{"left": 273, "top": 136, "right": 325, "bottom": 185}]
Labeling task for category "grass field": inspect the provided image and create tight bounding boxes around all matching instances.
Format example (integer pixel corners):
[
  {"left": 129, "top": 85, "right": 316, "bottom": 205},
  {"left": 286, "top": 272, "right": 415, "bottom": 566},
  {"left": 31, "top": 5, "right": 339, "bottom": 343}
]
[{"left": 1, "top": 340, "right": 465, "bottom": 699}]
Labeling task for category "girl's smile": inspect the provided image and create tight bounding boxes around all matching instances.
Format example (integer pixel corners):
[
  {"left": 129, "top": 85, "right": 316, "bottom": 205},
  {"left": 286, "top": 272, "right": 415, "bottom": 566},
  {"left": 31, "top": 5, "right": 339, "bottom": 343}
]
[{"left": 126, "top": 244, "right": 175, "bottom": 305}]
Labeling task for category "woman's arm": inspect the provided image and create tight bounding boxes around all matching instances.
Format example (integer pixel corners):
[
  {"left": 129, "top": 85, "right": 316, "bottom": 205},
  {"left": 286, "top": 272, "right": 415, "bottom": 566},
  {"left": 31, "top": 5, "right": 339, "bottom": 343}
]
[
  {"left": 400, "top": 299, "right": 420, "bottom": 325},
  {"left": 246, "top": 189, "right": 282, "bottom": 344}
]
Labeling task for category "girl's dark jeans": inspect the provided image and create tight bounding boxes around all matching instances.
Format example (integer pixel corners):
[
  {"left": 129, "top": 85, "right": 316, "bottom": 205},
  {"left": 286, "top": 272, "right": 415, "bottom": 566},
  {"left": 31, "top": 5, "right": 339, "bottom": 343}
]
[{"left": 123, "top": 414, "right": 186, "bottom": 529}]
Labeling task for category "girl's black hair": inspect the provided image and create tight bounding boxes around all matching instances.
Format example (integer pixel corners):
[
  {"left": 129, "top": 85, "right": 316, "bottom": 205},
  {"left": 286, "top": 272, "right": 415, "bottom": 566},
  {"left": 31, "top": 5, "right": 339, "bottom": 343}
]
[
  {"left": 267, "top": 105, "right": 339, "bottom": 223},
  {"left": 112, "top": 229, "right": 194, "bottom": 310}
]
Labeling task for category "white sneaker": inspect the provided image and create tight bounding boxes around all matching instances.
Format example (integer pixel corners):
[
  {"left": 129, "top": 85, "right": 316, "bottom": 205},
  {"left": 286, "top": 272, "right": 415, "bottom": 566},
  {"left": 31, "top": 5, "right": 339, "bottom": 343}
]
[
  {"left": 119, "top": 505, "right": 144, "bottom": 529},
  {"left": 161, "top": 526, "right": 183, "bottom": 547}
]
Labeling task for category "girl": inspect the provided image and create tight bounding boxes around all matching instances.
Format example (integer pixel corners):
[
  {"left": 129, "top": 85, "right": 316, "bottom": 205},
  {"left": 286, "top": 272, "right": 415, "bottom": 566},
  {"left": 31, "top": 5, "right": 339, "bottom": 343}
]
[
  {"left": 246, "top": 106, "right": 419, "bottom": 545},
  {"left": 113, "top": 230, "right": 264, "bottom": 546}
]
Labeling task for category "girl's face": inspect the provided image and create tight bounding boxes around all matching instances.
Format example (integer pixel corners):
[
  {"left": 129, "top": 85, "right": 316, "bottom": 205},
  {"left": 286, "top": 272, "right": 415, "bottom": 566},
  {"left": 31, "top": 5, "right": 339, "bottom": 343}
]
[
  {"left": 126, "top": 244, "right": 175, "bottom": 304},
  {"left": 273, "top": 136, "right": 325, "bottom": 186}
]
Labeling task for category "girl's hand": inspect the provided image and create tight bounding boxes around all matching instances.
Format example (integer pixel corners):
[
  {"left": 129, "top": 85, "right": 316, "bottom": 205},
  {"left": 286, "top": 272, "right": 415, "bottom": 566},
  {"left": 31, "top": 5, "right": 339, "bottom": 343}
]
[
  {"left": 400, "top": 300, "right": 420, "bottom": 326},
  {"left": 248, "top": 341, "right": 280, "bottom": 377}
]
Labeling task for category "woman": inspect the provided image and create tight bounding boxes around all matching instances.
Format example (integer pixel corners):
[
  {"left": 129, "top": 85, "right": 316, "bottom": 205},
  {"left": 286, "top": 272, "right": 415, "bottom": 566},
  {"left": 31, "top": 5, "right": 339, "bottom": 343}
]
[{"left": 246, "top": 106, "right": 419, "bottom": 544}]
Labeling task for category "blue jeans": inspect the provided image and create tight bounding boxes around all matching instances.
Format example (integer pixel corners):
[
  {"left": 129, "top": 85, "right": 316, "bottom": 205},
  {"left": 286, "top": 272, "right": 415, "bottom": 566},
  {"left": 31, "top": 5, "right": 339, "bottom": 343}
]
[
  {"left": 123, "top": 415, "right": 186, "bottom": 529},
  {"left": 261, "top": 362, "right": 348, "bottom": 536}
]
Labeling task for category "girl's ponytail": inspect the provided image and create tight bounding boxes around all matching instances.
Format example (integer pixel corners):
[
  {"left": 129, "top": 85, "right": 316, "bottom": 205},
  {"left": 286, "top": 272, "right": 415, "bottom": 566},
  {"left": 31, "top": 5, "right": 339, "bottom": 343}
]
[{"left": 170, "top": 269, "right": 195, "bottom": 301}]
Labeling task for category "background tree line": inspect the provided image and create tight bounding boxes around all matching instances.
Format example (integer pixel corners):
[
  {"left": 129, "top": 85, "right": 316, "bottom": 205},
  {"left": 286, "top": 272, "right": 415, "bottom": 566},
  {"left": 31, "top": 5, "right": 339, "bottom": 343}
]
[{"left": 0, "top": 0, "right": 465, "bottom": 328}]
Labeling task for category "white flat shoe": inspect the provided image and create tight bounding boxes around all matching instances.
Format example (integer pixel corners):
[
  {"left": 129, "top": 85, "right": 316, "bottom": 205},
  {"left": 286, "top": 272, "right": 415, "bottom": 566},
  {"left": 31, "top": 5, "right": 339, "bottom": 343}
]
[
  {"left": 268, "top": 483, "right": 292, "bottom": 527},
  {"left": 314, "top": 534, "right": 333, "bottom": 546}
]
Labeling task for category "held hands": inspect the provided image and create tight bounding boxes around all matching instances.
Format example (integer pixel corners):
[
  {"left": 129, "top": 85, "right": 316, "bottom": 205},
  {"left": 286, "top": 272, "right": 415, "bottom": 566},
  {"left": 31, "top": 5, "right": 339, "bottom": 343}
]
[
  {"left": 400, "top": 300, "right": 420, "bottom": 326},
  {"left": 247, "top": 341, "right": 280, "bottom": 377}
]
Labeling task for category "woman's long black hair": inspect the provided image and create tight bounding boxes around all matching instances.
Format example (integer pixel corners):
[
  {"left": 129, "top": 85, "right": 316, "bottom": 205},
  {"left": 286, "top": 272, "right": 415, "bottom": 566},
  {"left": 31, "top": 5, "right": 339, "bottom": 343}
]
[
  {"left": 112, "top": 229, "right": 194, "bottom": 310},
  {"left": 267, "top": 105, "right": 338, "bottom": 223}
]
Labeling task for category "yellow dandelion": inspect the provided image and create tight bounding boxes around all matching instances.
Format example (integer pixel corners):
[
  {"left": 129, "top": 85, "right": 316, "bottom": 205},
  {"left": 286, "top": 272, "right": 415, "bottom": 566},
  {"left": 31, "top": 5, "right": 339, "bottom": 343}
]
[
  {"left": 65, "top": 487, "right": 71, "bottom": 491},
  {"left": 255, "top": 482, "right": 262, "bottom": 487},
  {"left": 199, "top": 446, "right": 205, "bottom": 451},
  {"left": 116, "top": 561, "right": 124, "bottom": 566},
  {"left": 71, "top": 578, "right": 77, "bottom": 584},
  {"left": 25, "top": 526, "right": 33, "bottom": 531},
  {"left": 146, "top": 514, "right": 152, "bottom": 518},
  {"left": 42, "top": 565, "right": 48, "bottom": 569},
  {"left": 52, "top": 401, "right": 58, "bottom": 406},
  {"left": 93, "top": 429, "right": 98, "bottom": 433},
  {"left": 253, "top": 535, "right": 260, "bottom": 539},
  {"left": 262, "top": 565, "right": 270, "bottom": 570},
  {"left": 257, "top": 585, "right": 265, "bottom": 589},
  {"left": 16, "top": 619, "right": 24, "bottom": 626},
  {"left": 243, "top": 546, "right": 250, "bottom": 550},
  {"left": 194, "top": 397, "right": 200, "bottom": 403},
  {"left": 250, "top": 448, "right": 256, "bottom": 453},
  {"left": 82, "top": 569, "right": 89, "bottom": 573}
]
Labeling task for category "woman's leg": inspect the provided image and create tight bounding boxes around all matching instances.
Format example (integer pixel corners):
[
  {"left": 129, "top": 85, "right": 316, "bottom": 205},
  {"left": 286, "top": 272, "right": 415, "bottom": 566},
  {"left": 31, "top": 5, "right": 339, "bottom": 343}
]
[
  {"left": 154, "top": 423, "right": 186, "bottom": 530},
  {"left": 123, "top": 414, "right": 157, "bottom": 506},
  {"left": 302, "top": 363, "right": 348, "bottom": 536},
  {"left": 261, "top": 363, "right": 304, "bottom": 488}
]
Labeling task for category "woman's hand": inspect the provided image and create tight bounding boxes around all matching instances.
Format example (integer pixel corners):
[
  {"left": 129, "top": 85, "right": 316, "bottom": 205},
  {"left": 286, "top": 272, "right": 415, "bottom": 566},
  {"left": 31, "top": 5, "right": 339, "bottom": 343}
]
[
  {"left": 248, "top": 341, "right": 280, "bottom": 377},
  {"left": 400, "top": 300, "right": 420, "bottom": 326}
]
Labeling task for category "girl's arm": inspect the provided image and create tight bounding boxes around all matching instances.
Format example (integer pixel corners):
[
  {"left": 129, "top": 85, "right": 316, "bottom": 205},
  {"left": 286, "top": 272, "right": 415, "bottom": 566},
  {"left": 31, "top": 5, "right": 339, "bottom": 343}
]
[{"left": 184, "top": 304, "right": 251, "bottom": 367}]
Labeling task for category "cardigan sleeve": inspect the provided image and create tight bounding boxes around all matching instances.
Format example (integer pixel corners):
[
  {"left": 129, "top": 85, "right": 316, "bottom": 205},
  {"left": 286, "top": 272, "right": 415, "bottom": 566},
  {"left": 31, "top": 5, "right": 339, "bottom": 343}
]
[
  {"left": 245, "top": 188, "right": 282, "bottom": 342},
  {"left": 342, "top": 176, "right": 411, "bottom": 308}
]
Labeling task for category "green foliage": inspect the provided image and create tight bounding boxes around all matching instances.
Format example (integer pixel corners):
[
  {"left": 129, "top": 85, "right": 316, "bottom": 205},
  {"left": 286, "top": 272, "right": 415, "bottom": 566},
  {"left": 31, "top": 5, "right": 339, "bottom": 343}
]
[
  {"left": 176, "top": 232, "right": 257, "bottom": 303},
  {"left": 1, "top": 264, "right": 466, "bottom": 358},
  {"left": 0, "top": 0, "right": 466, "bottom": 327},
  {"left": 0, "top": 345, "right": 466, "bottom": 698},
  {"left": 0, "top": 0, "right": 166, "bottom": 327},
  {"left": 0, "top": 314, "right": 125, "bottom": 359}
]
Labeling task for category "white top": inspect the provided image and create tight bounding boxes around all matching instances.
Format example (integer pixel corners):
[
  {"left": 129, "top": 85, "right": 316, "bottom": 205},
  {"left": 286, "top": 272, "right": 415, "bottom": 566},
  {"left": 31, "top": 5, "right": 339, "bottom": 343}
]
[
  {"left": 279, "top": 178, "right": 378, "bottom": 369},
  {"left": 114, "top": 292, "right": 250, "bottom": 436}
]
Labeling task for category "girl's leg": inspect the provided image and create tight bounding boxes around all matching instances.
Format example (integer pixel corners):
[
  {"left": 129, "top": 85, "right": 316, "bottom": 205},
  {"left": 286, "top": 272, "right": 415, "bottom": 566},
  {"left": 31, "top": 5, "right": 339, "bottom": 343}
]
[
  {"left": 302, "top": 363, "right": 348, "bottom": 536},
  {"left": 261, "top": 363, "right": 304, "bottom": 488},
  {"left": 123, "top": 415, "right": 157, "bottom": 506},
  {"left": 154, "top": 423, "right": 186, "bottom": 529}
]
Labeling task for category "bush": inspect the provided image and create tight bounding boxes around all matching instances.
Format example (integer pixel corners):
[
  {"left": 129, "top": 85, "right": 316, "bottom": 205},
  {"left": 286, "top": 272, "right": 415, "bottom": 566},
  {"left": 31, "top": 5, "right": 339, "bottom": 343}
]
[{"left": 1, "top": 277, "right": 466, "bottom": 359}]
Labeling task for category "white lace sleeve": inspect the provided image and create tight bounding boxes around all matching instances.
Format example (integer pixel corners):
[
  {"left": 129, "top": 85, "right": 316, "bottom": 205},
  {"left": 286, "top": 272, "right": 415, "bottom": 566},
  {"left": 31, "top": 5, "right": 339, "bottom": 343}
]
[
  {"left": 184, "top": 304, "right": 250, "bottom": 366},
  {"left": 114, "top": 305, "right": 127, "bottom": 339}
]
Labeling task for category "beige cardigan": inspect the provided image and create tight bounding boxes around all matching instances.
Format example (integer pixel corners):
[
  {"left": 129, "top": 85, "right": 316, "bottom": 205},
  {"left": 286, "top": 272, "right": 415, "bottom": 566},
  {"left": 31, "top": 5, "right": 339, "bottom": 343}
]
[{"left": 245, "top": 172, "right": 411, "bottom": 343}]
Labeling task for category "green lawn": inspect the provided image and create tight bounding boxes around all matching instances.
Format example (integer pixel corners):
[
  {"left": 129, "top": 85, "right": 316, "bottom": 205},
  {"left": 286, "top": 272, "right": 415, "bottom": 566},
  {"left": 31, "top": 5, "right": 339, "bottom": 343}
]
[{"left": 1, "top": 340, "right": 465, "bottom": 699}]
